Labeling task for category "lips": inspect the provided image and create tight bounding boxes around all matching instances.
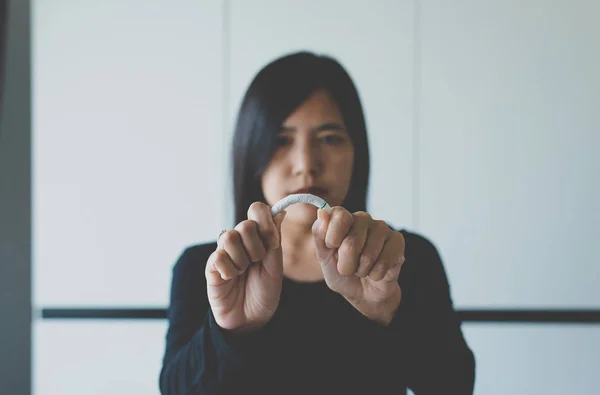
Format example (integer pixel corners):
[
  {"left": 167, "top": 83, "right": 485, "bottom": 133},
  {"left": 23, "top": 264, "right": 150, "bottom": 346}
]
[{"left": 291, "top": 186, "right": 328, "bottom": 198}]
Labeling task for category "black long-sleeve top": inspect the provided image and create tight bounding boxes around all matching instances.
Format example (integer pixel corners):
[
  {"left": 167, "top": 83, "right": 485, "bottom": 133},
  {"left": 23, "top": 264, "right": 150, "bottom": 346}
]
[{"left": 159, "top": 229, "right": 476, "bottom": 394}]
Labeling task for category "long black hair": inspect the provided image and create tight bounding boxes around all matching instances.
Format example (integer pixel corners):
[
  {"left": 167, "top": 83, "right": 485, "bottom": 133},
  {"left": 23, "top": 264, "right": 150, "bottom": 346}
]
[{"left": 231, "top": 51, "right": 370, "bottom": 225}]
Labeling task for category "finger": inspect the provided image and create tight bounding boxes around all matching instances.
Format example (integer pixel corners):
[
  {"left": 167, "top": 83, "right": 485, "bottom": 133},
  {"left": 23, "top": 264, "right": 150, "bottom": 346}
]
[
  {"left": 312, "top": 208, "right": 330, "bottom": 242},
  {"left": 383, "top": 232, "right": 406, "bottom": 282},
  {"left": 368, "top": 232, "right": 405, "bottom": 282},
  {"left": 205, "top": 250, "right": 225, "bottom": 286},
  {"left": 248, "top": 202, "right": 280, "bottom": 250},
  {"left": 260, "top": 211, "right": 286, "bottom": 277},
  {"left": 272, "top": 210, "right": 286, "bottom": 238},
  {"left": 356, "top": 220, "right": 389, "bottom": 277},
  {"left": 312, "top": 208, "right": 334, "bottom": 264},
  {"left": 234, "top": 220, "right": 266, "bottom": 267},
  {"left": 325, "top": 206, "right": 353, "bottom": 249},
  {"left": 384, "top": 262, "right": 403, "bottom": 282},
  {"left": 206, "top": 249, "right": 238, "bottom": 282},
  {"left": 220, "top": 230, "right": 251, "bottom": 274},
  {"left": 337, "top": 212, "right": 370, "bottom": 276}
]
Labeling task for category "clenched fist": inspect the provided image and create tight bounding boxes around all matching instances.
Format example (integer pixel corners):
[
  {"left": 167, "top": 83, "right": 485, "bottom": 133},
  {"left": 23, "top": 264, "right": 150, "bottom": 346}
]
[
  {"left": 312, "top": 207, "right": 406, "bottom": 325},
  {"left": 205, "top": 202, "right": 286, "bottom": 335}
]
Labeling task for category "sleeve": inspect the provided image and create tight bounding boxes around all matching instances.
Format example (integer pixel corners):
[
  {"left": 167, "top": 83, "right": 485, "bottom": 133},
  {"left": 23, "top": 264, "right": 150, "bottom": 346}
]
[
  {"left": 390, "top": 233, "right": 476, "bottom": 395},
  {"left": 158, "top": 246, "right": 265, "bottom": 395}
]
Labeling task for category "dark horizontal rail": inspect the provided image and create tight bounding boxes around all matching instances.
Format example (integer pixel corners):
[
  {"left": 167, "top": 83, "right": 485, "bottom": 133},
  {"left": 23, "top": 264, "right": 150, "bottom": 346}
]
[
  {"left": 40, "top": 308, "right": 600, "bottom": 323},
  {"left": 457, "top": 309, "right": 600, "bottom": 323},
  {"left": 42, "top": 308, "right": 167, "bottom": 319}
]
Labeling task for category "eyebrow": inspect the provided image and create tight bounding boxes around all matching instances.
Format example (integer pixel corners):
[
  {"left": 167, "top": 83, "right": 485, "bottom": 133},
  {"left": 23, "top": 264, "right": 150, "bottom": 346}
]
[{"left": 279, "top": 122, "right": 346, "bottom": 133}]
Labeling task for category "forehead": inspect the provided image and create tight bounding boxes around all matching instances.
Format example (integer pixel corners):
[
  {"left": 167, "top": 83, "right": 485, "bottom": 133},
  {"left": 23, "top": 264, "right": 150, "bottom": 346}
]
[{"left": 282, "top": 89, "right": 344, "bottom": 126}]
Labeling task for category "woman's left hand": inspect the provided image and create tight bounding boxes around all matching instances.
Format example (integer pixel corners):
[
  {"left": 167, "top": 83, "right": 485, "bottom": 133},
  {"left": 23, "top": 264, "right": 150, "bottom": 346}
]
[{"left": 311, "top": 207, "right": 406, "bottom": 325}]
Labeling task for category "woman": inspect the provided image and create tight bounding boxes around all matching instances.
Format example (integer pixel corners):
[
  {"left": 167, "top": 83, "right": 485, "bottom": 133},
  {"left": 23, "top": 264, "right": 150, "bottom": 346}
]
[{"left": 159, "top": 51, "right": 475, "bottom": 394}]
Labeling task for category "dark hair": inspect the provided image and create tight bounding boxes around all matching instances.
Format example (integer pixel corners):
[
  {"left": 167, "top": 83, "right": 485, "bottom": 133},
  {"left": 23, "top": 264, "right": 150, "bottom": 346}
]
[{"left": 231, "top": 51, "right": 370, "bottom": 225}]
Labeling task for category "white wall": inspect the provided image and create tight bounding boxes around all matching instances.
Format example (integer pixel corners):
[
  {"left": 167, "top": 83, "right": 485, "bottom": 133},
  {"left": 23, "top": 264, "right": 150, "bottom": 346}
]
[
  {"left": 418, "top": 0, "right": 600, "bottom": 308},
  {"left": 33, "top": 0, "right": 225, "bottom": 307},
  {"left": 32, "top": 1, "right": 600, "bottom": 394}
]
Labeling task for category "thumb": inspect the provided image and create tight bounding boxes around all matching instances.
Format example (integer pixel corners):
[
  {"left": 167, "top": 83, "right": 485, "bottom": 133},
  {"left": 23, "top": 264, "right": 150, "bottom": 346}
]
[
  {"left": 261, "top": 211, "right": 285, "bottom": 277},
  {"left": 312, "top": 209, "right": 335, "bottom": 264},
  {"left": 272, "top": 210, "right": 286, "bottom": 247}
]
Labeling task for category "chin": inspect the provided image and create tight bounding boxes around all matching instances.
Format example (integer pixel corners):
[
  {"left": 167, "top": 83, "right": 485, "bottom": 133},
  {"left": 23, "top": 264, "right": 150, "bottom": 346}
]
[{"left": 284, "top": 203, "right": 319, "bottom": 224}]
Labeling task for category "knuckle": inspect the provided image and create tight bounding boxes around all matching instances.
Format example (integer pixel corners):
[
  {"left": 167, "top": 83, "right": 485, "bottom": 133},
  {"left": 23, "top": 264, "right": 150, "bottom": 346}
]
[
  {"left": 389, "top": 228, "right": 402, "bottom": 239},
  {"left": 341, "top": 210, "right": 354, "bottom": 226},
  {"left": 235, "top": 220, "right": 257, "bottom": 237},
  {"left": 375, "top": 219, "right": 389, "bottom": 231},
  {"left": 214, "top": 249, "right": 228, "bottom": 261},
  {"left": 248, "top": 201, "right": 268, "bottom": 217},
  {"left": 247, "top": 202, "right": 263, "bottom": 218},
  {"left": 332, "top": 206, "right": 344, "bottom": 214},
  {"left": 221, "top": 230, "right": 240, "bottom": 246},
  {"left": 390, "top": 234, "right": 405, "bottom": 256},
  {"left": 397, "top": 232, "right": 406, "bottom": 246},
  {"left": 333, "top": 207, "right": 352, "bottom": 223},
  {"left": 248, "top": 201, "right": 262, "bottom": 213},
  {"left": 354, "top": 211, "right": 372, "bottom": 220}
]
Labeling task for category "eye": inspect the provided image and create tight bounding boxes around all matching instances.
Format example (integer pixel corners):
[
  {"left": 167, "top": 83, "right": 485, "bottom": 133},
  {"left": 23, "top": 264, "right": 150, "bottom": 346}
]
[
  {"left": 274, "top": 135, "right": 291, "bottom": 147},
  {"left": 320, "top": 134, "right": 346, "bottom": 145}
]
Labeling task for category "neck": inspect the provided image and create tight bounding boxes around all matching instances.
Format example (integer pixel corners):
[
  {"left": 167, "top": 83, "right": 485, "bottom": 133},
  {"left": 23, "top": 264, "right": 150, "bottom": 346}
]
[
  {"left": 281, "top": 217, "right": 314, "bottom": 251},
  {"left": 280, "top": 217, "right": 324, "bottom": 282}
]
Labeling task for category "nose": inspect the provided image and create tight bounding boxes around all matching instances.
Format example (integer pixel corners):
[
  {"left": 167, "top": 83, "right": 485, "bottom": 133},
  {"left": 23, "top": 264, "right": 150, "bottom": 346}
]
[{"left": 292, "top": 138, "right": 321, "bottom": 177}]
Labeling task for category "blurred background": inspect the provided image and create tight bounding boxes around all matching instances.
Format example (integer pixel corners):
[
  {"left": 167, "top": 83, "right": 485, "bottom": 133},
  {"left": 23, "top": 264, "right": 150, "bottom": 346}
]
[{"left": 1, "top": 0, "right": 599, "bottom": 394}]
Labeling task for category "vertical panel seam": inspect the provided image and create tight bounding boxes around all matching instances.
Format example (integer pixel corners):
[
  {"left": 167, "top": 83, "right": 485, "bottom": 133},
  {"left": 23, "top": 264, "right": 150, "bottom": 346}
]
[
  {"left": 222, "top": 0, "right": 231, "bottom": 227},
  {"left": 412, "top": 0, "right": 421, "bottom": 231}
]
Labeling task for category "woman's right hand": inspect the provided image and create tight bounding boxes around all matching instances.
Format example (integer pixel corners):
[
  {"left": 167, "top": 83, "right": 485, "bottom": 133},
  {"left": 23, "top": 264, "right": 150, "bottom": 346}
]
[{"left": 205, "top": 202, "right": 286, "bottom": 335}]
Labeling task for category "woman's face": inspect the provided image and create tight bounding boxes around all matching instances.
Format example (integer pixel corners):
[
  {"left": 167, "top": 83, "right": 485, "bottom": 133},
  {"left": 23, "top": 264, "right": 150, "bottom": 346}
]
[{"left": 261, "top": 89, "right": 355, "bottom": 225}]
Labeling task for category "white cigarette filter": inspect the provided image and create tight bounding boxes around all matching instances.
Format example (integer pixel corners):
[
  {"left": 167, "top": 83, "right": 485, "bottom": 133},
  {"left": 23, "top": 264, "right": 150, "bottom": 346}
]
[
  {"left": 217, "top": 194, "right": 332, "bottom": 250},
  {"left": 270, "top": 193, "right": 332, "bottom": 216}
]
